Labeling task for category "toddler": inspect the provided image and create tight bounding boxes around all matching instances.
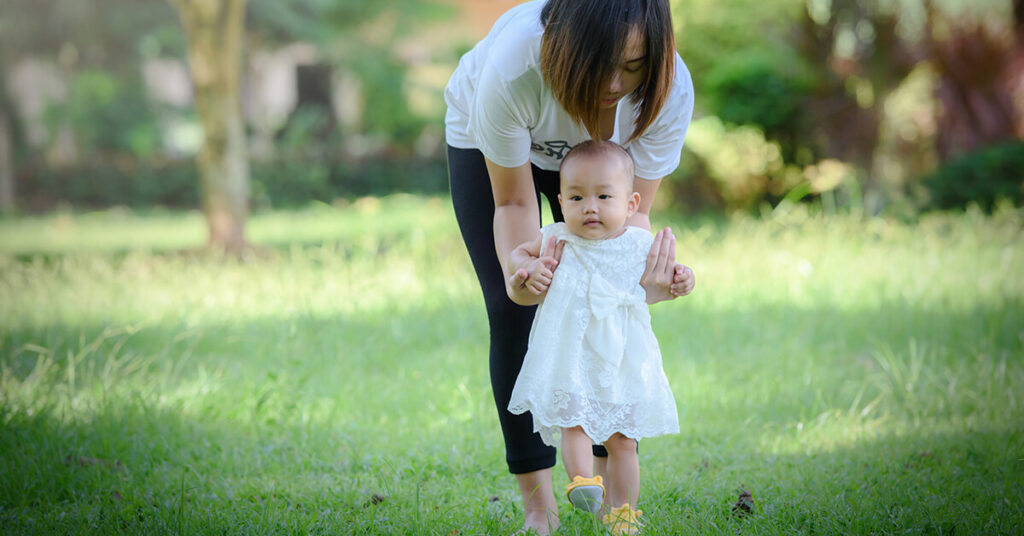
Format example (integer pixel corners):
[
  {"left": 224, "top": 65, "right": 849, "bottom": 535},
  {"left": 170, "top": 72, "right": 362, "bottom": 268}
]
[{"left": 506, "top": 140, "right": 680, "bottom": 535}]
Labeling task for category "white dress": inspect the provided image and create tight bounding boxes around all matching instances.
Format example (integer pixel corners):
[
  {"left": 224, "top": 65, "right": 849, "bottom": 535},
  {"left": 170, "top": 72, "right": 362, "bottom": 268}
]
[{"left": 508, "top": 223, "right": 679, "bottom": 446}]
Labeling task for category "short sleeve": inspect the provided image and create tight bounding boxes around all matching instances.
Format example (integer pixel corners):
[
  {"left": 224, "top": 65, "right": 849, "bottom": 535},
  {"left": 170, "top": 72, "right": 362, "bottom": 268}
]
[
  {"left": 470, "top": 61, "right": 537, "bottom": 168},
  {"left": 629, "top": 56, "right": 695, "bottom": 180}
]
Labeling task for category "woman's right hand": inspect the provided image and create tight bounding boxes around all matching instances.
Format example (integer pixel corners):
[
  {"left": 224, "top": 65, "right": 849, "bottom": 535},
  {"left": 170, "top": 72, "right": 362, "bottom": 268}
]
[
  {"left": 642, "top": 227, "right": 695, "bottom": 304},
  {"left": 507, "top": 236, "right": 564, "bottom": 305}
]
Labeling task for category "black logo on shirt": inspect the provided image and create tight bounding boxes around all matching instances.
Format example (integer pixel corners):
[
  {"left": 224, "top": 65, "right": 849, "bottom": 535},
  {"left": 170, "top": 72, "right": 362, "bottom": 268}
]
[{"left": 531, "top": 140, "right": 573, "bottom": 160}]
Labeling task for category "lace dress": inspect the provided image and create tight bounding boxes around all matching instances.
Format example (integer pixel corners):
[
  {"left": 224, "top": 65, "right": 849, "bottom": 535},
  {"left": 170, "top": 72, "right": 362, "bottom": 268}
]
[{"left": 508, "top": 223, "right": 679, "bottom": 446}]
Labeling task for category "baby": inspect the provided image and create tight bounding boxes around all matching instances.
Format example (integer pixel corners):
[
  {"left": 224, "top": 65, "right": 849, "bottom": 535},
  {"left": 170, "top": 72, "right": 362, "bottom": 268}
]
[{"left": 506, "top": 140, "right": 680, "bottom": 535}]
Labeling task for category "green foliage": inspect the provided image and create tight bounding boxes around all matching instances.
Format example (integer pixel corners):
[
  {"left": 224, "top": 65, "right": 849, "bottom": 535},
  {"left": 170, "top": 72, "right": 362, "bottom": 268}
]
[
  {"left": 20, "top": 158, "right": 199, "bottom": 210},
  {"left": 1, "top": 202, "right": 1022, "bottom": 534},
  {"left": 250, "top": 157, "right": 449, "bottom": 210},
  {"left": 247, "top": 0, "right": 451, "bottom": 44},
  {"left": 247, "top": 0, "right": 454, "bottom": 148},
  {"left": 672, "top": 0, "right": 804, "bottom": 97},
  {"left": 45, "top": 70, "right": 162, "bottom": 157},
  {"left": 18, "top": 156, "right": 449, "bottom": 211},
  {"left": 0, "top": 0, "right": 178, "bottom": 64},
  {"left": 349, "top": 54, "right": 428, "bottom": 145},
  {"left": 704, "top": 53, "right": 814, "bottom": 144},
  {"left": 924, "top": 141, "right": 1024, "bottom": 212}
]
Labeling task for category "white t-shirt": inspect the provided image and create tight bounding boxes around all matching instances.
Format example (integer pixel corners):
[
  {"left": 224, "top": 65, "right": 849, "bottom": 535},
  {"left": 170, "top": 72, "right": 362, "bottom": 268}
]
[{"left": 444, "top": 0, "right": 694, "bottom": 180}]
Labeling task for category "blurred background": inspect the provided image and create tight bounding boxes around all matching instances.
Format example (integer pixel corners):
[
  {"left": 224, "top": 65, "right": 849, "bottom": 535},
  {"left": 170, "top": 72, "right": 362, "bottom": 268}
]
[{"left": 0, "top": 0, "right": 1021, "bottom": 244}]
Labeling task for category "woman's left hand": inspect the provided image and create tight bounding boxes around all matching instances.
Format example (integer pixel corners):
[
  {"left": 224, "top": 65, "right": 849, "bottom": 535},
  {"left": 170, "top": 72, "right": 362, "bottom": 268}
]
[{"left": 642, "top": 227, "right": 695, "bottom": 304}]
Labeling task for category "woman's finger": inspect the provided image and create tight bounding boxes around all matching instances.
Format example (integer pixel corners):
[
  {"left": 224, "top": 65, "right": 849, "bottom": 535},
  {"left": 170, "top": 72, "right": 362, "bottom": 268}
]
[
  {"left": 551, "top": 239, "right": 565, "bottom": 264},
  {"left": 653, "top": 228, "right": 672, "bottom": 275},
  {"left": 543, "top": 236, "right": 558, "bottom": 257},
  {"left": 647, "top": 229, "right": 665, "bottom": 275},
  {"left": 659, "top": 227, "right": 675, "bottom": 274}
]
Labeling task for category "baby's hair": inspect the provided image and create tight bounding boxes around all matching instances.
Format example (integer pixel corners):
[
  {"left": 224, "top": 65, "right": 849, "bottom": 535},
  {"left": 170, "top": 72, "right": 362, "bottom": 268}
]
[{"left": 560, "top": 140, "right": 635, "bottom": 183}]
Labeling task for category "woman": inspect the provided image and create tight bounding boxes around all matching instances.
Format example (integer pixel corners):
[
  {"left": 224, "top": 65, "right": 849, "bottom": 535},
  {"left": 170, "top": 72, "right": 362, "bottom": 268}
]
[{"left": 445, "top": 1, "right": 695, "bottom": 533}]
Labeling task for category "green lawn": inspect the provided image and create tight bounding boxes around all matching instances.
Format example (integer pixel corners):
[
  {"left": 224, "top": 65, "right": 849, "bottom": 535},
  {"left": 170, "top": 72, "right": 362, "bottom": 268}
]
[{"left": 1, "top": 197, "right": 1022, "bottom": 535}]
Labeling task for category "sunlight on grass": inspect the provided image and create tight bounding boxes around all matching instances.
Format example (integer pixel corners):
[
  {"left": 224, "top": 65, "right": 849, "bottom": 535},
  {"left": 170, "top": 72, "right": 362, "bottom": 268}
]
[{"left": 1, "top": 197, "right": 1022, "bottom": 534}]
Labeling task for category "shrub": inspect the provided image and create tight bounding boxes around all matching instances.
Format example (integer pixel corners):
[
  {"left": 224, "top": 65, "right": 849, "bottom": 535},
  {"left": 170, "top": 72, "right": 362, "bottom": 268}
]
[
  {"left": 15, "top": 154, "right": 449, "bottom": 212},
  {"left": 923, "top": 141, "right": 1024, "bottom": 212}
]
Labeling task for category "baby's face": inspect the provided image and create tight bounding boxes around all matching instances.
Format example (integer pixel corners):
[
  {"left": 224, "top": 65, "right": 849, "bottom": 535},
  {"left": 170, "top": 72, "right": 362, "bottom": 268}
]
[{"left": 558, "top": 155, "right": 638, "bottom": 240}]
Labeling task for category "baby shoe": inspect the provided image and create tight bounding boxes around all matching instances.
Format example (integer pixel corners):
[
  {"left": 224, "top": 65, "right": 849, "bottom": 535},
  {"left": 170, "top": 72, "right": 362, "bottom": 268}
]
[
  {"left": 602, "top": 503, "right": 643, "bottom": 535},
  {"left": 565, "top": 475, "right": 604, "bottom": 514}
]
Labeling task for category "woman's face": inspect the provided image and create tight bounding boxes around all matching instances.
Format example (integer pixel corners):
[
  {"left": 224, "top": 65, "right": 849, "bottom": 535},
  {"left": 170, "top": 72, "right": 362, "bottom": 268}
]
[{"left": 600, "top": 28, "right": 648, "bottom": 109}]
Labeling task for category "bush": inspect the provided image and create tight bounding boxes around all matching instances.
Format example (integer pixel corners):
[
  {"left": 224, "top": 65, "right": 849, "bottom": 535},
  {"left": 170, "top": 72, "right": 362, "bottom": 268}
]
[
  {"left": 923, "top": 141, "right": 1024, "bottom": 212},
  {"left": 17, "top": 157, "right": 200, "bottom": 210},
  {"left": 703, "top": 53, "right": 814, "bottom": 157},
  {"left": 16, "top": 154, "right": 449, "bottom": 212}
]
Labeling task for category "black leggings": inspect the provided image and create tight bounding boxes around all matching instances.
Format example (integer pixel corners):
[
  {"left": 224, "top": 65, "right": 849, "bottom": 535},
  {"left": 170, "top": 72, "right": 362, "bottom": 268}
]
[{"left": 447, "top": 145, "right": 608, "bottom": 474}]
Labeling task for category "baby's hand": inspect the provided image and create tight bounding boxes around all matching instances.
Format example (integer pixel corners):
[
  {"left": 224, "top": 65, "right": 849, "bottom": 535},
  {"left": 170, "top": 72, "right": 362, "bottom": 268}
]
[
  {"left": 508, "top": 257, "right": 556, "bottom": 303},
  {"left": 507, "top": 236, "right": 563, "bottom": 305}
]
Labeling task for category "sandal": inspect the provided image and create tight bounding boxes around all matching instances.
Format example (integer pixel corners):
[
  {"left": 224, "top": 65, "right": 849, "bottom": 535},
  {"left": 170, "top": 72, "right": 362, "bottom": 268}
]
[
  {"left": 565, "top": 475, "right": 604, "bottom": 514},
  {"left": 602, "top": 503, "right": 643, "bottom": 535}
]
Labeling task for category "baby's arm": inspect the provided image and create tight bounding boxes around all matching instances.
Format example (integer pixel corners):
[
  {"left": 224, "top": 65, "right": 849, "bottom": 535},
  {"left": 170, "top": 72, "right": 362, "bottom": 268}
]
[{"left": 507, "top": 234, "right": 562, "bottom": 306}]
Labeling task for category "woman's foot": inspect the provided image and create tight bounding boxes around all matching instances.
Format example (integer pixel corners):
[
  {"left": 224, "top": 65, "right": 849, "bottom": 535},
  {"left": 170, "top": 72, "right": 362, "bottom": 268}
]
[
  {"left": 518, "top": 509, "right": 559, "bottom": 535},
  {"left": 514, "top": 468, "right": 558, "bottom": 535}
]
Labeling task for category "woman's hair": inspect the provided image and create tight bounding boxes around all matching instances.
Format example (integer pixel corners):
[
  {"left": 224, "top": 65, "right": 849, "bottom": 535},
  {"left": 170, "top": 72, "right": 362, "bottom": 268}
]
[{"left": 540, "top": 0, "right": 675, "bottom": 143}]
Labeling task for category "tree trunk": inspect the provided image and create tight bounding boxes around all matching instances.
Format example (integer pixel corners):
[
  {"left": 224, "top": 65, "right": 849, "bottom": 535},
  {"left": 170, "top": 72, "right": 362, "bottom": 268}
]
[
  {"left": 0, "top": 110, "right": 13, "bottom": 214},
  {"left": 172, "top": 0, "right": 250, "bottom": 253}
]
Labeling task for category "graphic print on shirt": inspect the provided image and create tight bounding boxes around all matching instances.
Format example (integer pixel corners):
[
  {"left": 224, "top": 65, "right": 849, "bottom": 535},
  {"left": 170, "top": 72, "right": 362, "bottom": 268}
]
[{"left": 531, "top": 140, "right": 573, "bottom": 160}]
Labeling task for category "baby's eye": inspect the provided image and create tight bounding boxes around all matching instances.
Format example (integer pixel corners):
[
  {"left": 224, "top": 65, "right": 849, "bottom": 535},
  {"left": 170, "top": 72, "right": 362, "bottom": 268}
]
[
  {"left": 598, "top": 194, "right": 612, "bottom": 200},
  {"left": 570, "top": 195, "right": 583, "bottom": 201}
]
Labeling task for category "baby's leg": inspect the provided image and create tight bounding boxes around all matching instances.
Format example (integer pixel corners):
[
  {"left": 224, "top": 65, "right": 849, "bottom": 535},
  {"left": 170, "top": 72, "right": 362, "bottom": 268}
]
[
  {"left": 562, "top": 426, "right": 604, "bottom": 513},
  {"left": 561, "top": 426, "right": 594, "bottom": 479},
  {"left": 603, "top": 433, "right": 640, "bottom": 509}
]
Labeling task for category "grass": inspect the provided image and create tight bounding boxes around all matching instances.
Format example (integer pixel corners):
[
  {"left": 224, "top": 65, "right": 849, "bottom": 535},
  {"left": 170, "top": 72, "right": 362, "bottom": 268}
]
[{"left": 1, "top": 196, "right": 1022, "bottom": 535}]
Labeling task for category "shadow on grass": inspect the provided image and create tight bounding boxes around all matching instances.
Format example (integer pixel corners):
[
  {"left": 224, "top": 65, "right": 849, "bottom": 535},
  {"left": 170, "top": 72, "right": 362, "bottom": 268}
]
[
  {"left": 1, "top": 298, "right": 1022, "bottom": 534},
  {"left": 644, "top": 425, "right": 1023, "bottom": 535}
]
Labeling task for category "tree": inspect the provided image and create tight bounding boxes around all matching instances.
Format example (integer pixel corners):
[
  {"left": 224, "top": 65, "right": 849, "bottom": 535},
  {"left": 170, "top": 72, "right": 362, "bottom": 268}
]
[{"left": 170, "top": 0, "right": 250, "bottom": 253}]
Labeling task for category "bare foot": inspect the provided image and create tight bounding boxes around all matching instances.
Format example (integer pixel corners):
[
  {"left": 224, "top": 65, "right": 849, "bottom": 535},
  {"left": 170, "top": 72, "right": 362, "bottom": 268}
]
[{"left": 519, "top": 509, "right": 559, "bottom": 535}]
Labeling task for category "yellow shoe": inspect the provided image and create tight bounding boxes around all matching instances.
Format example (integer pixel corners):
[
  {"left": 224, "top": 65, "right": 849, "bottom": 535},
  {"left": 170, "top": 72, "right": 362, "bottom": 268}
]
[
  {"left": 565, "top": 475, "right": 604, "bottom": 514},
  {"left": 602, "top": 503, "right": 643, "bottom": 535}
]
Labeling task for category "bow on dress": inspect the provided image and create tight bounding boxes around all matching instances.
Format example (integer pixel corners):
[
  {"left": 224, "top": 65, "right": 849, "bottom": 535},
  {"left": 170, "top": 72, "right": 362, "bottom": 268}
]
[{"left": 585, "top": 272, "right": 646, "bottom": 370}]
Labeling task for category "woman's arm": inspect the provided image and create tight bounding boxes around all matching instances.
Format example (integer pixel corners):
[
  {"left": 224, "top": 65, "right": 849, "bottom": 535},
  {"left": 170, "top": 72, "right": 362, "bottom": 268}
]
[
  {"left": 630, "top": 176, "right": 696, "bottom": 304},
  {"left": 485, "top": 157, "right": 544, "bottom": 294},
  {"left": 628, "top": 176, "right": 661, "bottom": 231}
]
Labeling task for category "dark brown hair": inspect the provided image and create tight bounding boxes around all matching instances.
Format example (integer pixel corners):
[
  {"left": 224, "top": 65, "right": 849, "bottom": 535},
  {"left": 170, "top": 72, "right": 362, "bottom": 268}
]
[
  {"left": 560, "top": 140, "right": 635, "bottom": 185},
  {"left": 540, "top": 0, "right": 676, "bottom": 143}
]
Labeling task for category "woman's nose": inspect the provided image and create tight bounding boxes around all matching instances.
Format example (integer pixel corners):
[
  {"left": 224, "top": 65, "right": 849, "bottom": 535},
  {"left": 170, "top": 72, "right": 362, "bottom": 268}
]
[{"left": 608, "top": 70, "right": 623, "bottom": 93}]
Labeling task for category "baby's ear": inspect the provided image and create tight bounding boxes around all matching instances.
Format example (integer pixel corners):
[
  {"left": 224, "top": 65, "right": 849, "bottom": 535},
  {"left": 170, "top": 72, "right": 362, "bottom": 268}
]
[{"left": 628, "top": 191, "right": 641, "bottom": 214}]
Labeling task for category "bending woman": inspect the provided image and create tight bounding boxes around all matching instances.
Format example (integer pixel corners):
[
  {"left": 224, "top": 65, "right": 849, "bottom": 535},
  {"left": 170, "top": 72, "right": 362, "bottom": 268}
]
[{"left": 444, "top": 1, "right": 695, "bottom": 533}]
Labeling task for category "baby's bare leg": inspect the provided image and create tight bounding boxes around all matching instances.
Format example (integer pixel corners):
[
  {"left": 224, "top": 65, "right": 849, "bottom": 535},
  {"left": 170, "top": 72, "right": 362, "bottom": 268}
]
[
  {"left": 561, "top": 426, "right": 594, "bottom": 479},
  {"left": 604, "top": 433, "right": 640, "bottom": 509}
]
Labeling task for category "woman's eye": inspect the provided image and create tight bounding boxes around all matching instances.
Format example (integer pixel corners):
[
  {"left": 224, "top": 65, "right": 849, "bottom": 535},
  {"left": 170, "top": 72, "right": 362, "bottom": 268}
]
[{"left": 623, "top": 62, "right": 645, "bottom": 74}]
